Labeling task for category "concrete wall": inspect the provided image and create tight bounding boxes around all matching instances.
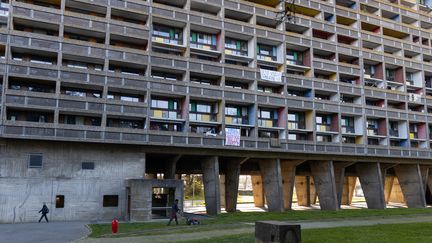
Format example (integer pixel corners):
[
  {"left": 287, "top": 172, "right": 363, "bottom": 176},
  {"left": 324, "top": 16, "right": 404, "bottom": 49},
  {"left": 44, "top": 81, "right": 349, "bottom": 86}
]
[{"left": 0, "top": 140, "right": 145, "bottom": 223}]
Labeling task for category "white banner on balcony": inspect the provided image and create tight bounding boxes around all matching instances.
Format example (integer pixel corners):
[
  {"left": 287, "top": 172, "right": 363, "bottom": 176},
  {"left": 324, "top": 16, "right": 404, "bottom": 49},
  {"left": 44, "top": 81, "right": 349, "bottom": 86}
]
[
  {"left": 225, "top": 128, "right": 240, "bottom": 146},
  {"left": 260, "top": 69, "right": 282, "bottom": 82},
  {"left": 408, "top": 93, "right": 421, "bottom": 102}
]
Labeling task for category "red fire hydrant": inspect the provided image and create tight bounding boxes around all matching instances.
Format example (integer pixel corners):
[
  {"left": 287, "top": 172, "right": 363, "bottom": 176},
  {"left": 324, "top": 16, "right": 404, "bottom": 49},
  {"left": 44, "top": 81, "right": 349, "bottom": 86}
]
[{"left": 111, "top": 219, "right": 118, "bottom": 234}]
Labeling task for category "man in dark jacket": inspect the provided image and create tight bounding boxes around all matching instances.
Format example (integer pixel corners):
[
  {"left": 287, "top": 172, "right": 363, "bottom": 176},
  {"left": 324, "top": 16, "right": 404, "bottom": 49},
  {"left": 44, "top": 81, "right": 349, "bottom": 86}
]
[
  {"left": 167, "top": 199, "right": 180, "bottom": 226},
  {"left": 38, "top": 203, "right": 49, "bottom": 223}
]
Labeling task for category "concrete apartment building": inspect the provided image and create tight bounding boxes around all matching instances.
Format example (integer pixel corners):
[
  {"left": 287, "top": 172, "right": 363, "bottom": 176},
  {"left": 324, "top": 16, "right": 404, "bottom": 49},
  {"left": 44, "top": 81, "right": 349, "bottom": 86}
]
[{"left": 1, "top": 0, "right": 432, "bottom": 222}]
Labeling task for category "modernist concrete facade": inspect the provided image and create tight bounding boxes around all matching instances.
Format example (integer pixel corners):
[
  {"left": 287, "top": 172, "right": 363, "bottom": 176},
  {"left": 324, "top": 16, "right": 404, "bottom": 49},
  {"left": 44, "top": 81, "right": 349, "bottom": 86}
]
[{"left": 2, "top": 0, "right": 432, "bottom": 222}]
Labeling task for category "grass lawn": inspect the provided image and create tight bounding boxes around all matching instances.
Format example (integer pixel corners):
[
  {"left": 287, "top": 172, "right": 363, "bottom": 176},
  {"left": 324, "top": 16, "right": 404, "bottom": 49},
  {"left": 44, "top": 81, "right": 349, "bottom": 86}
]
[
  {"left": 183, "top": 222, "right": 432, "bottom": 243},
  {"left": 89, "top": 208, "right": 432, "bottom": 238}
]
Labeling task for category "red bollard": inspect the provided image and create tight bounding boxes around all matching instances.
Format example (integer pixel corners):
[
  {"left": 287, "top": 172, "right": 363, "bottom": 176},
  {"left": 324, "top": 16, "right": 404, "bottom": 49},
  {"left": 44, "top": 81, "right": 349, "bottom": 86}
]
[{"left": 111, "top": 219, "right": 118, "bottom": 234}]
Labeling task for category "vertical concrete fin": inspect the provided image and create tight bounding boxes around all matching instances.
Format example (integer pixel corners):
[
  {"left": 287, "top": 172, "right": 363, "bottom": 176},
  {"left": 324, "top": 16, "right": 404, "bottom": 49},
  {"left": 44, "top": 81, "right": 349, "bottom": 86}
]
[
  {"left": 259, "top": 159, "right": 284, "bottom": 212},
  {"left": 333, "top": 162, "right": 353, "bottom": 207},
  {"left": 280, "top": 160, "right": 296, "bottom": 210},
  {"left": 394, "top": 164, "right": 426, "bottom": 208},
  {"left": 356, "top": 163, "right": 386, "bottom": 209},
  {"left": 202, "top": 156, "right": 221, "bottom": 215},
  {"left": 420, "top": 166, "right": 430, "bottom": 194},
  {"left": 225, "top": 160, "right": 241, "bottom": 212},
  {"left": 309, "top": 161, "right": 339, "bottom": 210}
]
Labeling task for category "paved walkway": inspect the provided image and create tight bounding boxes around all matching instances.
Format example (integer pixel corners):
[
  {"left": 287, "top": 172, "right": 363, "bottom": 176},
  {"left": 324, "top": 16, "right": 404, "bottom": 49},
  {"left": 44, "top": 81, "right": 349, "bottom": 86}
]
[
  {"left": 81, "top": 215, "right": 432, "bottom": 243},
  {"left": 0, "top": 221, "right": 89, "bottom": 243}
]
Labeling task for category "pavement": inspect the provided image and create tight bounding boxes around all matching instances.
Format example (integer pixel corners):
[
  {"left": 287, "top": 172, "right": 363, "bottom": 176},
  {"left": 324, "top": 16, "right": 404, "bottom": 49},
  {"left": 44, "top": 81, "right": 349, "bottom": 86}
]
[{"left": 0, "top": 221, "right": 89, "bottom": 243}]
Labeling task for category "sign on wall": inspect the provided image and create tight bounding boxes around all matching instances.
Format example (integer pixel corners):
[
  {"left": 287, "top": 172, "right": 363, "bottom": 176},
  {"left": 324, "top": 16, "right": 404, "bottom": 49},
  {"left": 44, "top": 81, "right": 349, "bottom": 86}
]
[
  {"left": 260, "top": 69, "right": 282, "bottom": 82},
  {"left": 225, "top": 128, "right": 240, "bottom": 146}
]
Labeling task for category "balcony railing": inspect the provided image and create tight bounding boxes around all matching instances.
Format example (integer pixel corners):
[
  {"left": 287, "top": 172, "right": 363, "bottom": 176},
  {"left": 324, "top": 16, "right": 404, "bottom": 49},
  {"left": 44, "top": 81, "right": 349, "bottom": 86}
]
[
  {"left": 151, "top": 109, "right": 181, "bottom": 119},
  {"left": 288, "top": 122, "right": 306, "bottom": 130},
  {"left": 152, "top": 35, "right": 183, "bottom": 45},
  {"left": 257, "top": 53, "right": 277, "bottom": 62},
  {"left": 286, "top": 58, "right": 303, "bottom": 66},
  {"left": 225, "top": 116, "right": 249, "bottom": 125},
  {"left": 190, "top": 41, "right": 217, "bottom": 51},
  {"left": 367, "top": 129, "right": 378, "bottom": 136},
  {"left": 225, "top": 48, "right": 248, "bottom": 56},
  {"left": 342, "top": 127, "right": 355, "bottom": 133},
  {"left": 189, "top": 113, "right": 217, "bottom": 122},
  {"left": 389, "top": 130, "right": 399, "bottom": 137},
  {"left": 258, "top": 119, "right": 277, "bottom": 128},
  {"left": 316, "top": 124, "right": 331, "bottom": 132}
]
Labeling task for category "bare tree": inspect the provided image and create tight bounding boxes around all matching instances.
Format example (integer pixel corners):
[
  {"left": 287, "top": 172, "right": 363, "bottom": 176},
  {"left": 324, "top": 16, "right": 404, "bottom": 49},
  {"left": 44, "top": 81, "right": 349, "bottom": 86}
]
[{"left": 276, "top": 0, "right": 296, "bottom": 23}]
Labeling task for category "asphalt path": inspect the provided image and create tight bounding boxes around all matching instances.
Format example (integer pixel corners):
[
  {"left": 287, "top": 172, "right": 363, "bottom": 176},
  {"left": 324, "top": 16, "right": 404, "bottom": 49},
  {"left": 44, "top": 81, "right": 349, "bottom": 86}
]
[{"left": 0, "top": 221, "right": 89, "bottom": 243}]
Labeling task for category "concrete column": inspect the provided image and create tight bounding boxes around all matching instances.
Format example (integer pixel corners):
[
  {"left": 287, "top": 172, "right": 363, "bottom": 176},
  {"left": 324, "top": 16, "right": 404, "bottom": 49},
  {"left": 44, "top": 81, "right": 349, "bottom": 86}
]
[
  {"left": 259, "top": 159, "right": 284, "bottom": 212},
  {"left": 202, "top": 156, "right": 221, "bottom": 215},
  {"left": 220, "top": 175, "right": 226, "bottom": 208},
  {"left": 280, "top": 160, "right": 297, "bottom": 210},
  {"left": 394, "top": 164, "right": 426, "bottom": 208},
  {"left": 309, "top": 161, "right": 339, "bottom": 210},
  {"left": 420, "top": 166, "right": 430, "bottom": 194},
  {"left": 341, "top": 176, "right": 356, "bottom": 205},
  {"left": 225, "top": 160, "right": 241, "bottom": 212},
  {"left": 356, "top": 163, "right": 386, "bottom": 209},
  {"left": 252, "top": 175, "right": 265, "bottom": 207},
  {"left": 164, "top": 155, "right": 181, "bottom": 179},
  {"left": 333, "top": 162, "right": 353, "bottom": 207}
]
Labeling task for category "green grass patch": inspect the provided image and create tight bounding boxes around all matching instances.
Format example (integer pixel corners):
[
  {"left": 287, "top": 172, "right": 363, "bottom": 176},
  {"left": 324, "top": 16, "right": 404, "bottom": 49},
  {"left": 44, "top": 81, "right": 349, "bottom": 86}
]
[
  {"left": 88, "top": 208, "right": 432, "bottom": 238},
  {"left": 180, "top": 222, "right": 432, "bottom": 243}
]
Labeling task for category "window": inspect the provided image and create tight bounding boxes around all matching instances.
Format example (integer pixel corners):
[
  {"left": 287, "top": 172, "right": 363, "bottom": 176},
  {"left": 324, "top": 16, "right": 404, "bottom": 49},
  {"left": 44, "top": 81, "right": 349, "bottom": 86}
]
[
  {"left": 56, "top": 195, "right": 64, "bottom": 208},
  {"left": 152, "top": 25, "right": 183, "bottom": 44},
  {"left": 29, "top": 154, "right": 43, "bottom": 168},
  {"left": 225, "top": 38, "right": 248, "bottom": 56},
  {"left": 82, "top": 162, "right": 95, "bottom": 170},
  {"left": 103, "top": 195, "right": 119, "bottom": 207},
  {"left": 190, "top": 31, "right": 217, "bottom": 50},
  {"left": 257, "top": 44, "right": 277, "bottom": 61}
]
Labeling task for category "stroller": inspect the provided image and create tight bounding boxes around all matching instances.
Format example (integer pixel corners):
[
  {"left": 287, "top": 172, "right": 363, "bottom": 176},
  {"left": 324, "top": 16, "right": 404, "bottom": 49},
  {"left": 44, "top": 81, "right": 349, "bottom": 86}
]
[{"left": 179, "top": 212, "right": 200, "bottom": 225}]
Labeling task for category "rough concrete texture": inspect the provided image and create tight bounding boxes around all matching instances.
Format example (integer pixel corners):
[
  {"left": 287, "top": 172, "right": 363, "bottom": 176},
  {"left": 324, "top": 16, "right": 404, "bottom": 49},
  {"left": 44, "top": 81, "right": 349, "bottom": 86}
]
[
  {"left": 394, "top": 164, "right": 426, "bottom": 208},
  {"left": 0, "top": 140, "right": 145, "bottom": 223},
  {"left": 356, "top": 163, "right": 386, "bottom": 209},
  {"left": 201, "top": 156, "right": 220, "bottom": 215},
  {"left": 225, "top": 160, "right": 241, "bottom": 212},
  {"left": 333, "top": 162, "right": 352, "bottom": 207},
  {"left": 280, "top": 161, "right": 296, "bottom": 210},
  {"left": 128, "top": 179, "right": 183, "bottom": 221},
  {"left": 255, "top": 221, "right": 301, "bottom": 243},
  {"left": 259, "top": 159, "right": 283, "bottom": 212},
  {"left": 309, "top": 161, "right": 339, "bottom": 210}
]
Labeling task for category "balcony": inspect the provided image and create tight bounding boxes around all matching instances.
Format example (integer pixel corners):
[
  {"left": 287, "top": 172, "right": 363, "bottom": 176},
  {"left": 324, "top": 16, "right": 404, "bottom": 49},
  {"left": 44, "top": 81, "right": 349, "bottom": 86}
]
[
  {"left": 225, "top": 116, "right": 249, "bottom": 125},
  {"left": 151, "top": 109, "right": 181, "bottom": 120},
  {"left": 189, "top": 113, "right": 217, "bottom": 123},
  {"left": 258, "top": 119, "right": 278, "bottom": 128}
]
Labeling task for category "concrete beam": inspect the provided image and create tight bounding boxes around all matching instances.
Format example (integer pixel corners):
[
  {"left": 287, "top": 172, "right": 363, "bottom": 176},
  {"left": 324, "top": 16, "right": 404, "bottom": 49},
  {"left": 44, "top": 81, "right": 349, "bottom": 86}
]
[
  {"left": 252, "top": 175, "right": 265, "bottom": 207},
  {"left": 202, "top": 156, "right": 221, "bottom": 215},
  {"left": 225, "top": 160, "right": 241, "bottom": 212},
  {"left": 356, "top": 163, "right": 386, "bottom": 209},
  {"left": 394, "top": 164, "right": 426, "bottom": 208},
  {"left": 309, "top": 161, "right": 339, "bottom": 210},
  {"left": 259, "top": 159, "right": 284, "bottom": 212}
]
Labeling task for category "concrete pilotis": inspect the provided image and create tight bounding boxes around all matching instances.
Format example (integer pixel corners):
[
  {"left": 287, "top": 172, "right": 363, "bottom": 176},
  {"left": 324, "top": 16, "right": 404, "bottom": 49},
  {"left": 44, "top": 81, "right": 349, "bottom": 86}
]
[
  {"left": 420, "top": 166, "right": 430, "bottom": 194},
  {"left": 225, "top": 160, "right": 241, "bottom": 212},
  {"left": 220, "top": 175, "right": 226, "bottom": 208},
  {"left": 252, "top": 175, "right": 265, "bottom": 207},
  {"left": 394, "top": 164, "right": 426, "bottom": 208},
  {"left": 163, "top": 155, "right": 180, "bottom": 179},
  {"left": 202, "top": 156, "right": 221, "bottom": 215},
  {"left": 280, "top": 160, "right": 300, "bottom": 210},
  {"left": 309, "top": 161, "right": 339, "bottom": 210},
  {"left": 259, "top": 159, "right": 284, "bottom": 212},
  {"left": 356, "top": 163, "right": 386, "bottom": 209},
  {"left": 333, "top": 162, "right": 353, "bottom": 207}
]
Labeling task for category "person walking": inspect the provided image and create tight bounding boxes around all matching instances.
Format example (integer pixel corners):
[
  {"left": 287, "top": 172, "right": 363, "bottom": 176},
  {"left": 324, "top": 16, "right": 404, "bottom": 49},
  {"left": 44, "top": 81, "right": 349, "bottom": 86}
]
[
  {"left": 167, "top": 199, "right": 180, "bottom": 226},
  {"left": 38, "top": 203, "right": 49, "bottom": 223}
]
